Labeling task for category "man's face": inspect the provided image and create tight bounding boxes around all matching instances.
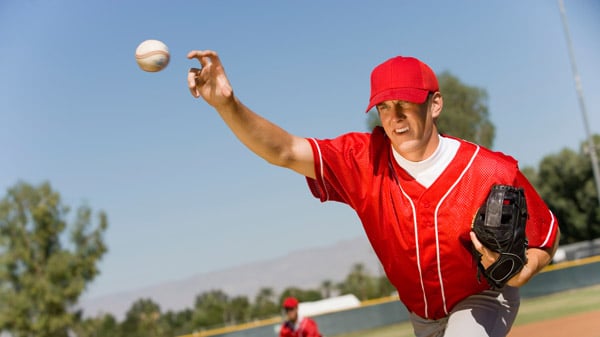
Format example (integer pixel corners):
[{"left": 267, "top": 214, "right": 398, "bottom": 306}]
[
  {"left": 284, "top": 306, "right": 298, "bottom": 321},
  {"left": 377, "top": 93, "right": 442, "bottom": 161}
]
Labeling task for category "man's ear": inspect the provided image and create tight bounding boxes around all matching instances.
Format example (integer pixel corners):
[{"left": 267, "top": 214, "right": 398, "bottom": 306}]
[{"left": 430, "top": 92, "right": 443, "bottom": 120}]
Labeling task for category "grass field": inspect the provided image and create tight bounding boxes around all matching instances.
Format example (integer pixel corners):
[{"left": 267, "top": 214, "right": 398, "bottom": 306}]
[{"left": 333, "top": 284, "right": 600, "bottom": 337}]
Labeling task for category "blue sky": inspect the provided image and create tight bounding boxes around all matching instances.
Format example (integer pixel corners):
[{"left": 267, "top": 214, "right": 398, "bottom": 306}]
[{"left": 1, "top": 1, "right": 598, "bottom": 301}]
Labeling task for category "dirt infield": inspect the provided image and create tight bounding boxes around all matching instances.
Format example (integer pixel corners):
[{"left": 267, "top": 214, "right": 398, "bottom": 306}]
[{"left": 508, "top": 310, "right": 600, "bottom": 337}]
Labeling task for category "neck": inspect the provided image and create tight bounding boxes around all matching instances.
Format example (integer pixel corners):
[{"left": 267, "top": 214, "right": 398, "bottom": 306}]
[{"left": 395, "top": 130, "right": 441, "bottom": 162}]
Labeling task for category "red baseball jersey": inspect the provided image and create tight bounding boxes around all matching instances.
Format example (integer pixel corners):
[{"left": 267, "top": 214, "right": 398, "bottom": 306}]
[
  {"left": 280, "top": 317, "right": 322, "bottom": 337},
  {"left": 305, "top": 128, "right": 558, "bottom": 319}
]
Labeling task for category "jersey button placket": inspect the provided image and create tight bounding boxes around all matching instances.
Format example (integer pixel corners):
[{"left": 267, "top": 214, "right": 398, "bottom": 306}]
[{"left": 420, "top": 201, "right": 434, "bottom": 227}]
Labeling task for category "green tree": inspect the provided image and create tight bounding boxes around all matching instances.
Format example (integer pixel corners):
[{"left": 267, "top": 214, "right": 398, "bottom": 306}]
[
  {"left": 0, "top": 181, "right": 108, "bottom": 337},
  {"left": 337, "top": 263, "right": 378, "bottom": 300},
  {"left": 436, "top": 72, "right": 494, "bottom": 148},
  {"left": 366, "top": 71, "right": 495, "bottom": 148},
  {"left": 320, "top": 279, "right": 334, "bottom": 298},
  {"left": 226, "top": 295, "right": 251, "bottom": 325},
  {"left": 251, "top": 287, "right": 278, "bottom": 320},
  {"left": 279, "top": 287, "right": 322, "bottom": 305},
  {"left": 72, "top": 313, "right": 119, "bottom": 337},
  {"left": 375, "top": 275, "right": 396, "bottom": 298},
  {"left": 120, "top": 298, "right": 164, "bottom": 337},
  {"left": 535, "top": 136, "right": 600, "bottom": 243},
  {"left": 192, "top": 290, "right": 229, "bottom": 329},
  {"left": 161, "top": 309, "right": 193, "bottom": 337}
]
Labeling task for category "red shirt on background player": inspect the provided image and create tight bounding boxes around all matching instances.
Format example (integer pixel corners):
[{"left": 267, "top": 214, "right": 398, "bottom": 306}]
[
  {"left": 279, "top": 297, "right": 322, "bottom": 337},
  {"left": 187, "top": 51, "right": 560, "bottom": 337}
]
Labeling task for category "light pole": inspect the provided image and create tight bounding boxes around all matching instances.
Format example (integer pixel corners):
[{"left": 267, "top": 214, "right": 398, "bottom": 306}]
[{"left": 558, "top": 0, "right": 600, "bottom": 208}]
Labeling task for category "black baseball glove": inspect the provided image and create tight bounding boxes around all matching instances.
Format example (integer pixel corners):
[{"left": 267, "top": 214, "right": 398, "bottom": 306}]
[{"left": 472, "top": 184, "right": 529, "bottom": 288}]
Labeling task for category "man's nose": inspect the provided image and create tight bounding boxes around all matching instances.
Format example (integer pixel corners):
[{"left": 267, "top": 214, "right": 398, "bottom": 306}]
[{"left": 392, "top": 107, "right": 406, "bottom": 120}]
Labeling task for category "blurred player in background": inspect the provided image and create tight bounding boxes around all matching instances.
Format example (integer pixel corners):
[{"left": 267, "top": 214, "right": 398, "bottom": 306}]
[
  {"left": 279, "top": 297, "right": 322, "bottom": 337},
  {"left": 186, "top": 50, "right": 559, "bottom": 337}
]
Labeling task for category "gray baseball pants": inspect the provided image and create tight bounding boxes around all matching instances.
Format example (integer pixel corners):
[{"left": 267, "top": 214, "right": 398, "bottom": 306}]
[{"left": 409, "top": 286, "right": 520, "bottom": 337}]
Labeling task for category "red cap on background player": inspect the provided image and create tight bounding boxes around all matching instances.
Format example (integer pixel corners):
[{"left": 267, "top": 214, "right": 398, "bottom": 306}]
[
  {"left": 282, "top": 296, "right": 299, "bottom": 309},
  {"left": 366, "top": 56, "right": 439, "bottom": 112}
]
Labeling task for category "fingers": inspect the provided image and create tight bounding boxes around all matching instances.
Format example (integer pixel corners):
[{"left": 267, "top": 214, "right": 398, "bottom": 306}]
[
  {"left": 470, "top": 231, "right": 483, "bottom": 251},
  {"left": 470, "top": 231, "right": 498, "bottom": 268},
  {"left": 188, "top": 67, "right": 201, "bottom": 98},
  {"left": 186, "top": 49, "right": 233, "bottom": 102},
  {"left": 187, "top": 50, "right": 223, "bottom": 99},
  {"left": 187, "top": 50, "right": 221, "bottom": 68}
]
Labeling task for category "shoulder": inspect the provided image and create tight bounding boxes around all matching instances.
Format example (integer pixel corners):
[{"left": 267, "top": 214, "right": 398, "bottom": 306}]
[
  {"left": 444, "top": 134, "right": 519, "bottom": 167},
  {"left": 476, "top": 146, "right": 519, "bottom": 168},
  {"left": 300, "top": 317, "right": 320, "bottom": 332},
  {"left": 308, "top": 127, "right": 389, "bottom": 160}
]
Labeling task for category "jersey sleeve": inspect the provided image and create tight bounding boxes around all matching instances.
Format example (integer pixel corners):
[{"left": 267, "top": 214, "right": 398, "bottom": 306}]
[
  {"left": 305, "top": 130, "right": 385, "bottom": 206},
  {"left": 305, "top": 137, "right": 347, "bottom": 203},
  {"left": 515, "top": 170, "right": 559, "bottom": 249},
  {"left": 299, "top": 318, "right": 322, "bottom": 337}
]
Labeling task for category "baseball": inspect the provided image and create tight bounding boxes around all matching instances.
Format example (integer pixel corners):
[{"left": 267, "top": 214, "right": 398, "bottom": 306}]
[{"left": 135, "top": 39, "right": 170, "bottom": 72}]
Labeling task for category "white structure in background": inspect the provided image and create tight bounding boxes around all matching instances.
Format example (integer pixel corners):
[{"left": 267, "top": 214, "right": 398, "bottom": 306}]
[
  {"left": 553, "top": 238, "right": 600, "bottom": 262},
  {"left": 273, "top": 294, "right": 362, "bottom": 335},
  {"left": 298, "top": 294, "right": 361, "bottom": 318}
]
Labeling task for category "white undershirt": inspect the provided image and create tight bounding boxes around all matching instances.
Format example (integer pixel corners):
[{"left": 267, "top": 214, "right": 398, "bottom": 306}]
[{"left": 392, "top": 135, "right": 460, "bottom": 188}]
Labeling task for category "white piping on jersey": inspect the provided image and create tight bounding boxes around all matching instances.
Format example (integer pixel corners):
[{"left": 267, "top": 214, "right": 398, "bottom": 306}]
[
  {"left": 309, "top": 138, "right": 329, "bottom": 201},
  {"left": 540, "top": 210, "right": 557, "bottom": 247},
  {"left": 394, "top": 181, "right": 429, "bottom": 318},
  {"left": 433, "top": 145, "right": 480, "bottom": 315}
]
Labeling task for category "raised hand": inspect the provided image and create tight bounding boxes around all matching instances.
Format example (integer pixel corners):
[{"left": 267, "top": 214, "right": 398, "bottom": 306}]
[{"left": 187, "top": 50, "right": 234, "bottom": 109}]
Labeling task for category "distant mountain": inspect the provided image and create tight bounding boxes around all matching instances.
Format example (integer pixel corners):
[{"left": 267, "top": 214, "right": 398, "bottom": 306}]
[{"left": 79, "top": 236, "right": 383, "bottom": 320}]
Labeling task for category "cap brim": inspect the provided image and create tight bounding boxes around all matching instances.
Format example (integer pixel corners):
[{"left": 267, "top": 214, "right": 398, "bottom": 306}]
[{"left": 366, "top": 88, "right": 430, "bottom": 112}]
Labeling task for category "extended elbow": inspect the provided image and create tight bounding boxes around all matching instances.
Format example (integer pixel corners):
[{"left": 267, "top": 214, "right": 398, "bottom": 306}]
[{"left": 265, "top": 147, "right": 296, "bottom": 168}]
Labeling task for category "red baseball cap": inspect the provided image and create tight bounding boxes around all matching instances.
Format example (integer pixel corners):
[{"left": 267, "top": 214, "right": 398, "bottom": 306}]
[
  {"left": 282, "top": 297, "right": 299, "bottom": 309},
  {"left": 366, "top": 56, "right": 439, "bottom": 112}
]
